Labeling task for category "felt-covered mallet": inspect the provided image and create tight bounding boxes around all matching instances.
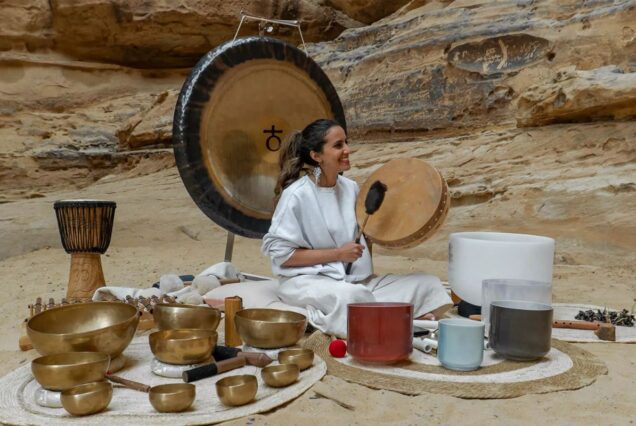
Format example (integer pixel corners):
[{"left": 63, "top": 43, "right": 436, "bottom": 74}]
[{"left": 345, "top": 180, "right": 388, "bottom": 275}]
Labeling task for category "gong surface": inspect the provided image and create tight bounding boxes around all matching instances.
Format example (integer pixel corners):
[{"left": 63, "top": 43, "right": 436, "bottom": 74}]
[
  {"left": 356, "top": 158, "right": 450, "bottom": 249},
  {"left": 173, "top": 37, "right": 346, "bottom": 238}
]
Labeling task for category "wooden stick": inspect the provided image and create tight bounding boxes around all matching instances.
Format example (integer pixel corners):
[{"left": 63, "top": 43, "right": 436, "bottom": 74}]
[
  {"left": 470, "top": 314, "right": 602, "bottom": 331},
  {"left": 106, "top": 374, "right": 151, "bottom": 392},
  {"left": 224, "top": 296, "right": 243, "bottom": 347}
]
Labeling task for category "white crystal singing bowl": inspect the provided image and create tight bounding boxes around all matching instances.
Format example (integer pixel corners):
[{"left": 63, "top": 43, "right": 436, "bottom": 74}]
[{"left": 448, "top": 232, "right": 555, "bottom": 306}]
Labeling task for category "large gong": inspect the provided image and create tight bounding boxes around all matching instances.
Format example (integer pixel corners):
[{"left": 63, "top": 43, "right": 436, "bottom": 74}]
[{"left": 173, "top": 36, "right": 346, "bottom": 238}]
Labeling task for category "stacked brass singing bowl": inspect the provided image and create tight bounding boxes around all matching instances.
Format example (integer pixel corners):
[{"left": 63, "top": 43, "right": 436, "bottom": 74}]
[
  {"left": 31, "top": 352, "right": 110, "bottom": 391},
  {"left": 149, "top": 329, "right": 217, "bottom": 365},
  {"left": 27, "top": 302, "right": 139, "bottom": 356},
  {"left": 153, "top": 303, "right": 221, "bottom": 331},
  {"left": 60, "top": 381, "right": 113, "bottom": 416},
  {"left": 234, "top": 309, "right": 307, "bottom": 349}
]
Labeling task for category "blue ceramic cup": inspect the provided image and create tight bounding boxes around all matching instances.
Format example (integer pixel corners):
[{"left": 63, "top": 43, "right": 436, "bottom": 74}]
[{"left": 437, "top": 318, "right": 485, "bottom": 371}]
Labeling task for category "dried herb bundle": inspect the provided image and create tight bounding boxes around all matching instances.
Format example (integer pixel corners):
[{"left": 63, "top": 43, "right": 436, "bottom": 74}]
[{"left": 575, "top": 309, "right": 635, "bottom": 327}]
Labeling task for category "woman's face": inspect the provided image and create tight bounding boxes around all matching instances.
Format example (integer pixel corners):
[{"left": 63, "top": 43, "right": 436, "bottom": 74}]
[{"left": 311, "top": 125, "right": 351, "bottom": 176}]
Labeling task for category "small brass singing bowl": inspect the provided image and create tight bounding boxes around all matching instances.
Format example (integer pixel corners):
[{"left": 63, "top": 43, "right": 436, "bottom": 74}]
[
  {"left": 149, "top": 329, "right": 217, "bottom": 365},
  {"left": 153, "top": 303, "right": 221, "bottom": 331},
  {"left": 261, "top": 363, "right": 299, "bottom": 388},
  {"left": 61, "top": 381, "right": 112, "bottom": 416},
  {"left": 27, "top": 302, "right": 139, "bottom": 357},
  {"left": 215, "top": 375, "right": 257, "bottom": 407},
  {"left": 234, "top": 308, "right": 307, "bottom": 349},
  {"left": 32, "top": 352, "right": 110, "bottom": 391},
  {"left": 149, "top": 383, "right": 196, "bottom": 413},
  {"left": 278, "top": 348, "right": 314, "bottom": 371}
]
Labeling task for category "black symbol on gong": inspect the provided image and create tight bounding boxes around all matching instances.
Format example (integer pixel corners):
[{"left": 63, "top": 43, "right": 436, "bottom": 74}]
[{"left": 263, "top": 125, "right": 283, "bottom": 151}]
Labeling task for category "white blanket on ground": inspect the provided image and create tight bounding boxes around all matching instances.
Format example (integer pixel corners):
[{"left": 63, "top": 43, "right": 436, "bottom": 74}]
[{"left": 92, "top": 262, "right": 241, "bottom": 304}]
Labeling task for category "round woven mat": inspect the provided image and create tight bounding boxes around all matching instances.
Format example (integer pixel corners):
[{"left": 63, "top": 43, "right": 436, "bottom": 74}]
[
  {"left": 0, "top": 336, "right": 326, "bottom": 425},
  {"left": 302, "top": 332, "right": 606, "bottom": 399}
]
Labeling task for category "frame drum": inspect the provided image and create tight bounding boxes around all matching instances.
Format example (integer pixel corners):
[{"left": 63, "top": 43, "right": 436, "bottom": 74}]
[
  {"left": 173, "top": 36, "right": 346, "bottom": 238},
  {"left": 356, "top": 158, "right": 450, "bottom": 249}
]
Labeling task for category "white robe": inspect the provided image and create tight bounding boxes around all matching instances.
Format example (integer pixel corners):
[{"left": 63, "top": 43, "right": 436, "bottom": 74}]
[{"left": 261, "top": 175, "right": 452, "bottom": 337}]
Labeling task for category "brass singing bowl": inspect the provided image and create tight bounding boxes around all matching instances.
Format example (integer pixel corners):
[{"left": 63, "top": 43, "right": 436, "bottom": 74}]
[
  {"left": 61, "top": 381, "right": 113, "bottom": 416},
  {"left": 149, "top": 329, "right": 217, "bottom": 365},
  {"left": 234, "top": 309, "right": 307, "bottom": 349},
  {"left": 278, "top": 348, "right": 314, "bottom": 371},
  {"left": 261, "top": 363, "right": 299, "bottom": 388},
  {"left": 32, "top": 352, "right": 110, "bottom": 391},
  {"left": 153, "top": 303, "right": 221, "bottom": 331},
  {"left": 149, "top": 383, "right": 196, "bottom": 413},
  {"left": 27, "top": 302, "right": 139, "bottom": 356},
  {"left": 215, "top": 374, "right": 257, "bottom": 406}
]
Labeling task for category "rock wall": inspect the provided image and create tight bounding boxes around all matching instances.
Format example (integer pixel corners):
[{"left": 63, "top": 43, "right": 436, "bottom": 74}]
[
  {"left": 0, "top": 0, "right": 634, "bottom": 266},
  {"left": 308, "top": 0, "right": 635, "bottom": 136}
]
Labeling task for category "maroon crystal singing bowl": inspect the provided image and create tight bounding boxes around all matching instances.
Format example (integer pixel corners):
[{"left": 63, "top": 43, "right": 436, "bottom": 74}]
[{"left": 347, "top": 302, "right": 413, "bottom": 363}]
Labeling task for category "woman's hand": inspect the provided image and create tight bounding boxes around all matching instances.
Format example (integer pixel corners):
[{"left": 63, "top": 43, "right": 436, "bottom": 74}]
[{"left": 338, "top": 242, "right": 365, "bottom": 263}]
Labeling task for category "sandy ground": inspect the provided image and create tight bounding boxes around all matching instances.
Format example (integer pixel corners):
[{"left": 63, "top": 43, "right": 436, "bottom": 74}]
[{"left": 1, "top": 165, "right": 635, "bottom": 425}]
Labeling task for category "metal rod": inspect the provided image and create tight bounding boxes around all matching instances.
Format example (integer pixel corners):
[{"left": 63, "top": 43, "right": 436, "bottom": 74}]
[
  {"left": 240, "top": 11, "right": 299, "bottom": 26},
  {"left": 224, "top": 231, "right": 235, "bottom": 263},
  {"left": 232, "top": 10, "right": 307, "bottom": 54}
]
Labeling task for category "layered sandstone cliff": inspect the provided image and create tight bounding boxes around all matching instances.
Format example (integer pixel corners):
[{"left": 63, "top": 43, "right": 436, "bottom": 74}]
[{"left": 1, "top": 0, "right": 634, "bottom": 270}]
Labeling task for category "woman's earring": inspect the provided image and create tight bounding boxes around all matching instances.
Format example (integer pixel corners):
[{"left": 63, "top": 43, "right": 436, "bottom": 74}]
[{"left": 313, "top": 165, "right": 321, "bottom": 182}]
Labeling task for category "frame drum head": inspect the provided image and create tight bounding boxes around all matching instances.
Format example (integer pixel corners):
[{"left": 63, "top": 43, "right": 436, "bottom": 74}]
[
  {"left": 173, "top": 36, "right": 346, "bottom": 238},
  {"left": 356, "top": 158, "right": 450, "bottom": 249}
]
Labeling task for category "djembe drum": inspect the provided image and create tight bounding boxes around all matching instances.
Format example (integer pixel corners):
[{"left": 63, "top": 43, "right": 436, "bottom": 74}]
[
  {"left": 355, "top": 158, "right": 450, "bottom": 249},
  {"left": 54, "top": 200, "right": 116, "bottom": 300}
]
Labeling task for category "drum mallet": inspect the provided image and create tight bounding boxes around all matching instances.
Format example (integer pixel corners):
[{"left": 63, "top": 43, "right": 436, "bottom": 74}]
[{"left": 345, "top": 180, "right": 387, "bottom": 275}]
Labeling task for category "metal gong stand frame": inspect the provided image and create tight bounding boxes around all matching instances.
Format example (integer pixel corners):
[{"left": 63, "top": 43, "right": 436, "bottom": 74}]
[{"left": 224, "top": 12, "right": 307, "bottom": 278}]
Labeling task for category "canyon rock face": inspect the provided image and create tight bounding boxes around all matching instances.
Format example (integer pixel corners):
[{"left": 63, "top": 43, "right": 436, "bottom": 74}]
[
  {"left": 1, "top": 0, "right": 369, "bottom": 68},
  {"left": 516, "top": 66, "right": 636, "bottom": 127},
  {"left": 1, "top": 0, "right": 635, "bottom": 275},
  {"left": 308, "top": 0, "right": 635, "bottom": 136}
]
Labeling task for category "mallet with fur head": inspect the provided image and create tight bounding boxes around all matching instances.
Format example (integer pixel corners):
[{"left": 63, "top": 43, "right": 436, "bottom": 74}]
[{"left": 345, "top": 180, "right": 387, "bottom": 275}]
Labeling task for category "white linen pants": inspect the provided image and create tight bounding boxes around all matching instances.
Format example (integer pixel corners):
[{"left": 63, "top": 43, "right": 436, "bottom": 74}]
[{"left": 278, "top": 273, "right": 453, "bottom": 338}]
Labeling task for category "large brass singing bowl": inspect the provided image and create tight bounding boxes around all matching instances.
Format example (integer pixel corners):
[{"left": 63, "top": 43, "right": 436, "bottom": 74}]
[
  {"left": 215, "top": 375, "right": 257, "bottom": 406},
  {"left": 149, "top": 383, "right": 196, "bottom": 413},
  {"left": 32, "top": 352, "right": 110, "bottom": 391},
  {"left": 153, "top": 303, "right": 221, "bottom": 331},
  {"left": 27, "top": 302, "right": 140, "bottom": 356},
  {"left": 61, "top": 381, "right": 113, "bottom": 416},
  {"left": 234, "top": 309, "right": 307, "bottom": 349},
  {"left": 261, "top": 363, "right": 299, "bottom": 388},
  {"left": 149, "top": 329, "right": 217, "bottom": 365}
]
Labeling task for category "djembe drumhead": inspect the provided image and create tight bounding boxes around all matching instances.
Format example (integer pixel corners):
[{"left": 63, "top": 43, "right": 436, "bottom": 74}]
[
  {"left": 173, "top": 36, "right": 346, "bottom": 238},
  {"left": 356, "top": 158, "right": 450, "bottom": 249}
]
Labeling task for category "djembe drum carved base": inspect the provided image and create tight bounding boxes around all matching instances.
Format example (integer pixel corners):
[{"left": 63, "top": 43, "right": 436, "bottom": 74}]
[
  {"left": 54, "top": 200, "right": 116, "bottom": 301},
  {"left": 67, "top": 253, "right": 106, "bottom": 300}
]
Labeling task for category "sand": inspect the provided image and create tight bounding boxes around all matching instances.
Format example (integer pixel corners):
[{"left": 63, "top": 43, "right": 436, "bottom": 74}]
[{"left": 1, "top": 165, "right": 635, "bottom": 425}]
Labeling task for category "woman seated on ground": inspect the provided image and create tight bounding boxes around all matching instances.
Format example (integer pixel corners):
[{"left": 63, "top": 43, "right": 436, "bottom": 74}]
[{"left": 261, "top": 119, "right": 452, "bottom": 337}]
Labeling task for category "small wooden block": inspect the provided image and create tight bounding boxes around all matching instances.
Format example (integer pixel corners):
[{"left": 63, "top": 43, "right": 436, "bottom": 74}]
[
  {"left": 594, "top": 323, "right": 616, "bottom": 341},
  {"left": 19, "top": 335, "right": 33, "bottom": 351}
]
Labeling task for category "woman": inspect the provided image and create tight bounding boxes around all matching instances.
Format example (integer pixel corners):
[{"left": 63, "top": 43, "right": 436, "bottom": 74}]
[{"left": 261, "top": 119, "right": 452, "bottom": 337}]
